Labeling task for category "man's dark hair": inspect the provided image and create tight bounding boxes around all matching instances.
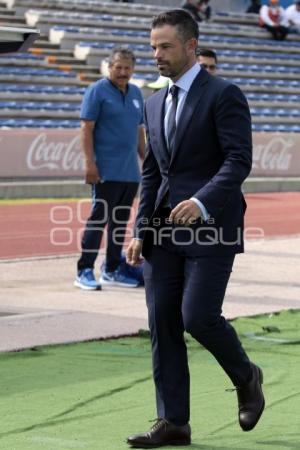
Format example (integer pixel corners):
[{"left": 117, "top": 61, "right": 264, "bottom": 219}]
[
  {"left": 196, "top": 48, "right": 218, "bottom": 64},
  {"left": 151, "top": 9, "right": 199, "bottom": 42},
  {"left": 108, "top": 47, "right": 136, "bottom": 66}
]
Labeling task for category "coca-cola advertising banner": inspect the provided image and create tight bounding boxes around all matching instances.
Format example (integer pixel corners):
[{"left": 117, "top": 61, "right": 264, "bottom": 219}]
[
  {"left": 0, "top": 129, "right": 84, "bottom": 177},
  {"left": 0, "top": 129, "right": 299, "bottom": 178}
]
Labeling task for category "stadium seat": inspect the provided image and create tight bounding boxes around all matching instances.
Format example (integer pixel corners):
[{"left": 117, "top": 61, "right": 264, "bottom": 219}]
[
  {"left": 0, "top": 67, "right": 75, "bottom": 77},
  {"left": 0, "top": 52, "right": 44, "bottom": 60},
  {"left": 250, "top": 107, "right": 300, "bottom": 117},
  {"left": 246, "top": 93, "right": 300, "bottom": 102},
  {"left": 226, "top": 77, "right": 300, "bottom": 88},
  {"left": 0, "top": 100, "right": 80, "bottom": 110},
  {"left": 0, "top": 118, "right": 79, "bottom": 128},
  {"left": 0, "top": 84, "right": 85, "bottom": 94},
  {"left": 252, "top": 123, "right": 300, "bottom": 132},
  {"left": 1, "top": 0, "right": 299, "bottom": 132},
  {"left": 217, "top": 49, "right": 300, "bottom": 61}
]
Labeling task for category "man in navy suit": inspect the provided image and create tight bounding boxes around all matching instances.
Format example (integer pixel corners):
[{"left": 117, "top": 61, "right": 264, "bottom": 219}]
[{"left": 127, "top": 9, "right": 265, "bottom": 448}]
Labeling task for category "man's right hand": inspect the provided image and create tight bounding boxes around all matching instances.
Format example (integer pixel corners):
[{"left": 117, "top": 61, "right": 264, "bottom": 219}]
[
  {"left": 85, "top": 161, "right": 100, "bottom": 184},
  {"left": 126, "top": 239, "right": 143, "bottom": 267}
]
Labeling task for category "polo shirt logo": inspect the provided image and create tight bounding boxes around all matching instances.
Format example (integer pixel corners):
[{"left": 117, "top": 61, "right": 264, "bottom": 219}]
[{"left": 133, "top": 99, "right": 140, "bottom": 109}]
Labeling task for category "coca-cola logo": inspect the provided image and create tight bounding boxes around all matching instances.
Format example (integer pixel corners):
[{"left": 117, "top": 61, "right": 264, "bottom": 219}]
[
  {"left": 26, "top": 133, "right": 84, "bottom": 172},
  {"left": 253, "top": 136, "right": 293, "bottom": 172}
]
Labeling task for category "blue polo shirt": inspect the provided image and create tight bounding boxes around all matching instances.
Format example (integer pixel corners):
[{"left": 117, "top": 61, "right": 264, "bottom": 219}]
[{"left": 80, "top": 78, "right": 144, "bottom": 182}]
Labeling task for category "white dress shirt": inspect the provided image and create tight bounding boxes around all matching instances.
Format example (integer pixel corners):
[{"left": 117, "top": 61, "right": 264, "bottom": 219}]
[{"left": 164, "top": 63, "right": 210, "bottom": 221}]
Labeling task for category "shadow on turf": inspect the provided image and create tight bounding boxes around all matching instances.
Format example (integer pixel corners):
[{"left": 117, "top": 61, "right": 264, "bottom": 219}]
[
  {"left": 257, "top": 441, "right": 300, "bottom": 448},
  {"left": 156, "top": 445, "right": 267, "bottom": 450},
  {"left": 188, "top": 443, "right": 298, "bottom": 450},
  {"left": 189, "top": 446, "right": 253, "bottom": 450},
  {"left": 0, "top": 376, "right": 152, "bottom": 439}
]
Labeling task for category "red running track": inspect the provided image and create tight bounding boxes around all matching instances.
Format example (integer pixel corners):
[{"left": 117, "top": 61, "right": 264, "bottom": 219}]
[{"left": 0, "top": 193, "right": 299, "bottom": 260}]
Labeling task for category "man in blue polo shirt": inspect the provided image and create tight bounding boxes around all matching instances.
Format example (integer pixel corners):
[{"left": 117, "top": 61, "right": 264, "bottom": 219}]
[{"left": 74, "top": 48, "right": 145, "bottom": 290}]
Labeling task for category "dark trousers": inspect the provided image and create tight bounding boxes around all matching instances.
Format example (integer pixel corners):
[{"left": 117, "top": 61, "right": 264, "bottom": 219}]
[
  {"left": 263, "top": 24, "right": 289, "bottom": 40},
  {"left": 77, "top": 181, "right": 138, "bottom": 273},
  {"left": 144, "top": 240, "right": 252, "bottom": 426}
]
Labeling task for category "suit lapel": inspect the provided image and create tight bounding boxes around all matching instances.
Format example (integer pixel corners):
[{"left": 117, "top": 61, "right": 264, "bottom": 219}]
[
  {"left": 170, "top": 70, "right": 209, "bottom": 166},
  {"left": 151, "top": 86, "right": 169, "bottom": 158}
]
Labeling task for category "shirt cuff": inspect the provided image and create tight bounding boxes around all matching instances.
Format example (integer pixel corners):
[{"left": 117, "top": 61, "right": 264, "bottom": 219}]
[{"left": 190, "top": 197, "right": 210, "bottom": 222}]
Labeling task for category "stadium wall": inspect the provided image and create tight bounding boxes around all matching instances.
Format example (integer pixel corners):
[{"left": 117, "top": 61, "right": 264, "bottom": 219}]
[{"left": 0, "top": 129, "right": 299, "bottom": 178}]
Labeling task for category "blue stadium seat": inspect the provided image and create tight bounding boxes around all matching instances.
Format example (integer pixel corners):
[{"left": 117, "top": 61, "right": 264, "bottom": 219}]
[
  {"left": 100, "top": 14, "right": 114, "bottom": 21},
  {"left": 77, "top": 42, "right": 300, "bottom": 70},
  {"left": 0, "top": 118, "right": 80, "bottom": 128},
  {"left": 58, "top": 26, "right": 299, "bottom": 48},
  {"left": 33, "top": 9, "right": 149, "bottom": 24},
  {"left": 0, "top": 67, "right": 76, "bottom": 77},
  {"left": 215, "top": 11, "right": 229, "bottom": 16},
  {"left": 252, "top": 123, "right": 300, "bottom": 132},
  {"left": 132, "top": 73, "right": 156, "bottom": 81},
  {"left": 199, "top": 34, "right": 300, "bottom": 48},
  {"left": 228, "top": 77, "right": 300, "bottom": 87},
  {"left": 0, "top": 101, "right": 81, "bottom": 110},
  {"left": 136, "top": 58, "right": 154, "bottom": 66},
  {"left": 250, "top": 107, "right": 300, "bottom": 116},
  {"left": 217, "top": 49, "right": 300, "bottom": 61},
  {"left": 0, "top": 84, "right": 85, "bottom": 94},
  {"left": 3, "top": 6, "right": 300, "bottom": 134},
  {"left": 54, "top": 26, "right": 80, "bottom": 33},
  {"left": 52, "top": 25, "right": 149, "bottom": 38},
  {"left": 0, "top": 53, "right": 44, "bottom": 60},
  {"left": 78, "top": 41, "right": 151, "bottom": 52},
  {"left": 218, "top": 63, "right": 300, "bottom": 73}
]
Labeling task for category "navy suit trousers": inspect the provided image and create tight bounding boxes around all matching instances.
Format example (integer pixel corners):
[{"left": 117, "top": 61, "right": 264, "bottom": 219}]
[{"left": 144, "top": 238, "right": 252, "bottom": 425}]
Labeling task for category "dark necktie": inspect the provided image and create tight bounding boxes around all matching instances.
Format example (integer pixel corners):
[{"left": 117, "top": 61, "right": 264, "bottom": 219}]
[{"left": 167, "top": 85, "right": 179, "bottom": 155}]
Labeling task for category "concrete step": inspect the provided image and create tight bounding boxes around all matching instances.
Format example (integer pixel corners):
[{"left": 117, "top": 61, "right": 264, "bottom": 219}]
[
  {"left": 47, "top": 62, "right": 99, "bottom": 74},
  {"left": 0, "top": 74, "right": 86, "bottom": 85},
  {"left": 0, "top": 6, "right": 16, "bottom": 14},
  {"left": 0, "top": 14, "right": 25, "bottom": 23},
  {"left": 45, "top": 55, "right": 87, "bottom": 66},
  {"left": 33, "top": 40, "right": 60, "bottom": 49},
  {"left": 29, "top": 48, "right": 74, "bottom": 57}
]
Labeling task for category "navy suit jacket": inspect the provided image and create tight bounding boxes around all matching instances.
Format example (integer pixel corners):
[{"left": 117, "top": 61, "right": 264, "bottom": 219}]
[{"left": 135, "top": 69, "right": 252, "bottom": 257}]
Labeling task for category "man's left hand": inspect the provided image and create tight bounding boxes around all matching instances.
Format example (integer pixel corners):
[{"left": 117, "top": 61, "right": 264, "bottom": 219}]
[{"left": 169, "top": 200, "right": 202, "bottom": 226}]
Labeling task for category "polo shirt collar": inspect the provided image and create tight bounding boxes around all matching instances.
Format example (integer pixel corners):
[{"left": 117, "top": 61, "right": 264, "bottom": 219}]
[{"left": 107, "top": 78, "right": 129, "bottom": 94}]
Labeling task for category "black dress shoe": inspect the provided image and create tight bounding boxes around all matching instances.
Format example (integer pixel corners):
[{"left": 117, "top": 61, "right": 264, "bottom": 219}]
[
  {"left": 127, "top": 418, "right": 191, "bottom": 448},
  {"left": 236, "top": 363, "right": 265, "bottom": 431}
]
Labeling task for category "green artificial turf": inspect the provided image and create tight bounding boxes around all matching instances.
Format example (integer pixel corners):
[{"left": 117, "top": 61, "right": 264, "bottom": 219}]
[{"left": 0, "top": 310, "right": 299, "bottom": 450}]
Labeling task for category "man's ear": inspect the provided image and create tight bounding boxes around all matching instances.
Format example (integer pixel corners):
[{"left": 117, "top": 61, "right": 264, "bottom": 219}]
[{"left": 186, "top": 38, "right": 198, "bottom": 54}]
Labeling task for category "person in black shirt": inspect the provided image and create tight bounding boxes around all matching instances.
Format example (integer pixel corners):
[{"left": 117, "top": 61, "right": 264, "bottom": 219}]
[
  {"left": 247, "top": 0, "right": 262, "bottom": 14},
  {"left": 198, "top": 0, "right": 212, "bottom": 20},
  {"left": 182, "top": 0, "right": 203, "bottom": 22}
]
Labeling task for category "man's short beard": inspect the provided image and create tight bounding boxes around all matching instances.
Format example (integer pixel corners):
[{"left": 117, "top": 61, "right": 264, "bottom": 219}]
[{"left": 159, "top": 67, "right": 172, "bottom": 77}]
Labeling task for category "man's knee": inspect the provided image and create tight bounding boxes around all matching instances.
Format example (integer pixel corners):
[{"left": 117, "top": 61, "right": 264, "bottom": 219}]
[{"left": 183, "top": 313, "right": 224, "bottom": 340}]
